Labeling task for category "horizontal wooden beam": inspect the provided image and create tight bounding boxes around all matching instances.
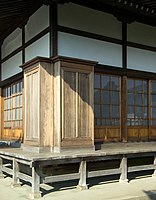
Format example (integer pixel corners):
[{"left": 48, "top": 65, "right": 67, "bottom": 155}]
[
  {"left": 18, "top": 172, "right": 32, "bottom": 183},
  {"left": 128, "top": 164, "right": 155, "bottom": 172},
  {"left": 42, "top": 173, "right": 80, "bottom": 183},
  {"left": 88, "top": 168, "right": 120, "bottom": 178}
]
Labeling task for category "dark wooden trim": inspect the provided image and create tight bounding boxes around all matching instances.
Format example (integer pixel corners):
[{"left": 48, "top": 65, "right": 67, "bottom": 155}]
[
  {"left": 22, "top": 26, "right": 25, "bottom": 64},
  {"left": 95, "top": 64, "right": 156, "bottom": 80},
  {"left": 51, "top": 55, "right": 97, "bottom": 66},
  {"left": 121, "top": 76, "right": 127, "bottom": 142},
  {"left": 24, "top": 26, "right": 50, "bottom": 48},
  {"left": 0, "top": 44, "right": 2, "bottom": 81},
  {"left": 127, "top": 41, "right": 156, "bottom": 53},
  {"left": 20, "top": 56, "right": 52, "bottom": 70},
  {"left": 1, "top": 46, "right": 23, "bottom": 63},
  {"left": 122, "top": 22, "right": 127, "bottom": 69},
  {"left": 0, "top": 72, "right": 23, "bottom": 88},
  {"left": 1, "top": 27, "right": 50, "bottom": 64},
  {"left": 57, "top": 25, "right": 122, "bottom": 45},
  {"left": 20, "top": 55, "right": 97, "bottom": 70},
  {"left": 58, "top": 25, "right": 156, "bottom": 54},
  {"left": 50, "top": 2, "right": 58, "bottom": 57}
]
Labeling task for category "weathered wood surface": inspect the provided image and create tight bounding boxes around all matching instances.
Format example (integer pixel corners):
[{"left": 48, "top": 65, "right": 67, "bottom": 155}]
[
  {"left": 61, "top": 61, "right": 94, "bottom": 148},
  {"left": 1, "top": 142, "right": 156, "bottom": 162},
  {"left": 24, "top": 61, "right": 54, "bottom": 148},
  {"left": 0, "top": 142, "right": 156, "bottom": 198}
]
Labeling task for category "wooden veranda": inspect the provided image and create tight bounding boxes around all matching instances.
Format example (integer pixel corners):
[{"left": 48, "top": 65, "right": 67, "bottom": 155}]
[{"left": 0, "top": 143, "right": 156, "bottom": 198}]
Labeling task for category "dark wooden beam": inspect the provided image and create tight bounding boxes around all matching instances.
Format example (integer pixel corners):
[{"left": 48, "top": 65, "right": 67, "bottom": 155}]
[
  {"left": 122, "top": 22, "right": 127, "bottom": 69},
  {"left": 0, "top": 72, "right": 23, "bottom": 88},
  {"left": 22, "top": 26, "right": 25, "bottom": 64},
  {"left": 58, "top": 26, "right": 122, "bottom": 45},
  {"left": 121, "top": 76, "right": 127, "bottom": 142},
  {"left": 50, "top": 2, "right": 58, "bottom": 57},
  {"left": 1, "top": 27, "right": 50, "bottom": 63},
  {"left": 0, "top": 43, "right": 2, "bottom": 81},
  {"left": 95, "top": 64, "right": 156, "bottom": 80}
]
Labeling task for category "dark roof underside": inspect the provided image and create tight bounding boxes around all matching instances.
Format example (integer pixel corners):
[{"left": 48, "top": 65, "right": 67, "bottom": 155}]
[
  {"left": 0, "top": 0, "right": 43, "bottom": 41},
  {"left": 1, "top": 0, "right": 156, "bottom": 41},
  {"left": 70, "top": 0, "right": 156, "bottom": 25}
]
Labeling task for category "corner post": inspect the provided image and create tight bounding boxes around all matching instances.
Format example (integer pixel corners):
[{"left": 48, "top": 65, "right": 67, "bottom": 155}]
[
  {"left": 11, "top": 158, "right": 21, "bottom": 187},
  {"left": 0, "top": 158, "right": 4, "bottom": 179},
  {"left": 77, "top": 160, "right": 88, "bottom": 190},
  {"left": 152, "top": 155, "right": 156, "bottom": 177},
  {"left": 119, "top": 155, "right": 128, "bottom": 183},
  {"left": 53, "top": 61, "right": 61, "bottom": 153},
  {"left": 29, "top": 164, "right": 41, "bottom": 199}
]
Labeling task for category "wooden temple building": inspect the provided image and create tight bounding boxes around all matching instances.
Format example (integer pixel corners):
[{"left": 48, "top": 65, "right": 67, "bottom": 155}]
[{"left": 1, "top": 0, "right": 156, "bottom": 198}]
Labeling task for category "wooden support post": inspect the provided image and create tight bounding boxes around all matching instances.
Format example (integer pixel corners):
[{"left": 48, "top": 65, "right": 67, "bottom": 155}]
[
  {"left": 53, "top": 61, "right": 61, "bottom": 153},
  {"left": 121, "top": 76, "right": 128, "bottom": 142},
  {"left": 0, "top": 158, "right": 4, "bottom": 179},
  {"left": 152, "top": 156, "right": 156, "bottom": 177},
  {"left": 119, "top": 156, "right": 128, "bottom": 183},
  {"left": 11, "top": 159, "right": 21, "bottom": 187},
  {"left": 29, "top": 166, "right": 41, "bottom": 199},
  {"left": 77, "top": 161, "right": 88, "bottom": 190}
]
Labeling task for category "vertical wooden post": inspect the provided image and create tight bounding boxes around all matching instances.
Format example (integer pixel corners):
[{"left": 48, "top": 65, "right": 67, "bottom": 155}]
[
  {"left": 119, "top": 155, "right": 128, "bottom": 183},
  {"left": 152, "top": 155, "right": 156, "bottom": 177},
  {"left": 121, "top": 76, "right": 128, "bottom": 142},
  {"left": 89, "top": 68, "right": 94, "bottom": 144},
  {"left": 11, "top": 159, "right": 21, "bottom": 187},
  {"left": 77, "top": 160, "right": 88, "bottom": 190},
  {"left": 22, "top": 26, "right": 25, "bottom": 64},
  {"left": 53, "top": 61, "right": 61, "bottom": 153},
  {"left": 50, "top": 2, "right": 58, "bottom": 57},
  {"left": 0, "top": 88, "right": 2, "bottom": 139},
  {"left": 121, "top": 22, "right": 127, "bottom": 142},
  {"left": 29, "top": 165, "right": 41, "bottom": 199},
  {"left": 0, "top": 158, "right": 4, "bottom": 179},
  {"left": 122, "top": 22, "right": 127, "bottom": 70}
]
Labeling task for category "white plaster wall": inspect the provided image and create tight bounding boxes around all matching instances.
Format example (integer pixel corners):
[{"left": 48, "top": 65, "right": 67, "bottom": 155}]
[
  {"left": 128, "top": 22, "right": 156, "bottom": 47},
  {"left": 2, "top": 52, "right": 22, "bottom": 80},
  {"left": 127, "top": 47, "right": 156, "bottom": 72},
  {"left": 25, "top": 5, "right": 49, "bottom": 42},
  {"left": 2, "top": 28, "right": 22, "bottom": 59},
  {"left": 58, "top": 3, "right": 122, "bottom": 39},
  {"left": 25, "top": 33, "right": 50, "bottom": 62},
  {"left": 58, "top": 32, "right": 122, "bottom": 67}
]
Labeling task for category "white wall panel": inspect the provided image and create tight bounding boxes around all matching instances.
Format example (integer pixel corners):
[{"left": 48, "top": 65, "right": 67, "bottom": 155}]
[
  {"left": 58, "top": 32, "right": 122, "bottom": 67},
  {"left": 25, "top": 33, "right": 50, "bottom": 62},
  {"left": 2, "top": 28, "right": 22, "bottom": 59},
  {"left": 2, "top": 52, "right": 22, "bottom": 80},
  {"left": 58, "top": 3, "right": 122, "bottom": 39},
  {"left": 127, "top": 47, "right": 156, "bottom": 72},
  {"left": 128, "top": 22, "right": 156, "bottom": 47},
  {"left": 25, "top": 5, "right": 49, "bottom": 42}
]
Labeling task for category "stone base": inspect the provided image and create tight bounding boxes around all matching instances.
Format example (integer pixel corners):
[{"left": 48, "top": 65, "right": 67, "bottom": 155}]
[
  {"left": 22, "top": 145, "right": 53, "bottom": 153},
  {"left": 152, "top": 173, "right": 156, "bottom": 177},
  {"left": 22, "top": 144, "right": 95, "bottom": 154},
  {"left": 29, "top": 192, "right": 42, "bottom": 199},
  {"left": 0, "top": 172, "right": 5, "bottom": 179},
  {"left": 53, "top": 145, "right": 95, "bottom": 153},
  {"left": 119, "top": 179, "right": 129, "bottom": 183},
  {"left": 77, "top": 185, "right": 88, "bottom": 190},
  {"left": 0, "top": 175, "right": 5, "bottom": 179},
  {"left": 11, "top": 183, "right": 21, "bottom": 188}
]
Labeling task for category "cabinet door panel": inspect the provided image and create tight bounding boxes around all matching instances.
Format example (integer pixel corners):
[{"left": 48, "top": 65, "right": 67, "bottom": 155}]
[{"left": 63, "top": 71, "right": 76, "bottom": 139}]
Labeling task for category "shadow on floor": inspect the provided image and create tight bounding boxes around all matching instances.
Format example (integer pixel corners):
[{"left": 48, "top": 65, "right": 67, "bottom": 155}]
[{"left": 143, "top": 190, "right": 156, "bottom": 200}]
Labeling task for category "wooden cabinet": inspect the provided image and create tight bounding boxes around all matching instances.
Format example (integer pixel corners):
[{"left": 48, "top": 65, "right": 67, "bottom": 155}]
[
  {"left": 22, "top": 57, "right": 95, "bottom": 152},
  {"left": 53, "top": 57, "right": 95, "bottom": 152},
  {"left": 22, "top": 58, "right": 53, "bottom": 150}
]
